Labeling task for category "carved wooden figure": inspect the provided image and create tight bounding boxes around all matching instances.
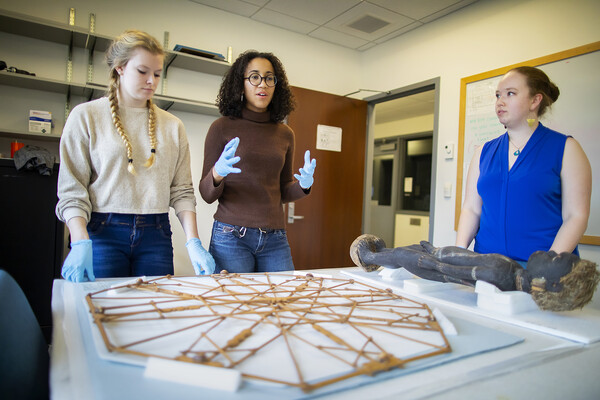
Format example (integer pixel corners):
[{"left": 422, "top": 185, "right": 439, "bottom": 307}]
[{"left": 350, "top": 234, "right": 599, "bottom": 311}]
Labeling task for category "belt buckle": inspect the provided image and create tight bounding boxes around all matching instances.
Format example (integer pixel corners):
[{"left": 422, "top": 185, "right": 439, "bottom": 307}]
[{"left": 229, "top": 226, "right": 246, "bottom": 238}]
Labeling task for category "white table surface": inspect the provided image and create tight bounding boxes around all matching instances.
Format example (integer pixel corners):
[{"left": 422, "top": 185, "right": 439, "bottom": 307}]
[{"left": 50, "top": 268, "right": 600, "bottom": 400}]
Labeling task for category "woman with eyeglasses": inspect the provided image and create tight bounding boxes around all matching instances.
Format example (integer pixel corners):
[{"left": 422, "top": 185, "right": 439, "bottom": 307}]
[{"left": 199, "top": 50, "right": 316, "bottom": 273}]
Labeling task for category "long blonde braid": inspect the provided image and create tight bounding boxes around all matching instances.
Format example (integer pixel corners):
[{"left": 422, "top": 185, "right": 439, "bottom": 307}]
[
  {"left": 105, "top": 30, "right": 163, "bottom": 175},
  {"left": 144, "top": 99, "right": 157, "bottom": 168}
]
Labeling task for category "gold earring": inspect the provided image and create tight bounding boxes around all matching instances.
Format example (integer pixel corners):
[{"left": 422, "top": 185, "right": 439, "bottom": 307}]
[{"left": 527, "top": 118, "right": 536, "bottom": 127}]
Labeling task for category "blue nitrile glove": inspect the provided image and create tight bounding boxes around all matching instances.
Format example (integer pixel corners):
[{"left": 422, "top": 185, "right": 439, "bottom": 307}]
[
  {"left": 61, "top": 239, "right": 95, "bottom": 282},
  {"left": 294, "top": 150, "right": 317, "bottom": 189},
  {"left": 186, "top": 238, "right": 216, "bottom": 275},
  {"left": 214, "top": 137, "right": 241, "bottom": 177}
]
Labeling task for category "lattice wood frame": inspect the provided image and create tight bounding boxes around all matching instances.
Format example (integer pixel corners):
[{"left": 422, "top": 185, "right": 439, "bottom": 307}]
[{"left": 86, "top": 272, "right": 451, "bottom": 392}]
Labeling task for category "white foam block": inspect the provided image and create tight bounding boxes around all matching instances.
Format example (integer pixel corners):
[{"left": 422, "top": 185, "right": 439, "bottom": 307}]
[
  {"left": 378, "top": 268, "right": 415, "bottom": 282},
  {"left": 432, "top": 308, "right": 457, "bottom": 336},
  {"left": 144, "top": 357, "right": 241, "bottom": 392},
  {"left": 475, "top": 280, "right": 538, "bottom": 315},
  {"left": 403, "top": 278, "right": 461, "bottom": 294},
  {"left": 107, "top": 276, "right": 147, "bottom": 296}
]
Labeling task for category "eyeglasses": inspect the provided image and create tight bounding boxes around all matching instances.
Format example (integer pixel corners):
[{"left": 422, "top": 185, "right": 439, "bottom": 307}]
[{"left": 244, "top": 73, "right": 277, "bottom": 87}]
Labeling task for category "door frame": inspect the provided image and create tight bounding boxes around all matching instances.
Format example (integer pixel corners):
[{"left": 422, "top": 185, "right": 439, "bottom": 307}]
[
  {"left": 370, "top": 138, "right": 401, "bottom": 247},
  {"left": 362, "top": 77, "right": 440, "bottom": 243}
]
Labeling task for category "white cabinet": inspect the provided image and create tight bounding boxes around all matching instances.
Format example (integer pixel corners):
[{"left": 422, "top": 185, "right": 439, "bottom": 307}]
[{"left": 0, "top": 8, "right": 230, "bottom": 142}]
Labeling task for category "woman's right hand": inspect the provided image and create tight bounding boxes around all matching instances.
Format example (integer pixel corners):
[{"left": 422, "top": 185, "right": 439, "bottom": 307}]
[
  {"left": 214, "top": 137, "right": 241, "bottom": 178},
  {"left": 61, "top": 239, "right": 95, "bottom": 282}
]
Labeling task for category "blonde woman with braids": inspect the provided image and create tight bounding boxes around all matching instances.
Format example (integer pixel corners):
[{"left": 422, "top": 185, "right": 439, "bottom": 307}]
[{"left": 56, "top": 30, "right": 215, "bottom": 282}]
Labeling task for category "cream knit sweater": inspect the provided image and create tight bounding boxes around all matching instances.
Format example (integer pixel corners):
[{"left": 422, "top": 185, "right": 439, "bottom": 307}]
[{"left": 56, "top": 97, "right": 196, "bottom": 223}]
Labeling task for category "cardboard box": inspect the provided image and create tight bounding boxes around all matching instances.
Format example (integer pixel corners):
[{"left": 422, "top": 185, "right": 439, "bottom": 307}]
[{"left": 29, "top": 110, "right": 52, "bottom": 134}]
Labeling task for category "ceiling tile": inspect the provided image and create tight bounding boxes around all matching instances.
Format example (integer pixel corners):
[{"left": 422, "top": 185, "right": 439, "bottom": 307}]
[
  {"left": 324, "top": 2, "right": 415, "bottom": 41},
  {"left": 187, "top": 0, "right": 481, "bottom": 51},
  {"left": 420, "top": 0, "right": 479, "bottom": 23},
  {"left": 252, "top": 9, "right": 319, "bottom": 34},
  {"left": 264, "top": 0, "right": 362, "bottom": 25},
  {"left": 309, "top": 26, "right": 369, "bottom": 49},
  {"left": 369, "top": 0, "right": 463, "bottom": 20},
  {"left": 373, "top": 21, "right": 423, "bottom": 44},
  {"left": 357, "top": 41, "right": 378, "bottom": 51},
  {"left": 189, "top": 0, "right": 260, "bottom": 17},
  {"left": 243, "top": 0, "right": 270, "bottom": 6}
]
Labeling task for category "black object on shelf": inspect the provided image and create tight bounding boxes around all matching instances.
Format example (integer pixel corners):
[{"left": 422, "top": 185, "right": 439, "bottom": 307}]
[
  {"left": 0, "top": 60, "right": 36, "bottom": 76},
  {"left": 173, "top": 44, "right": 226, "bottom": 61},
  {"left": 0, "top": 159, "right": 64, "bottom": 344}
]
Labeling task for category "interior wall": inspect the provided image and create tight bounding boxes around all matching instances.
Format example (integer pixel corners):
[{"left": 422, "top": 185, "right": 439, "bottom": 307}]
[
  {"left": 359, "top": 0, "right": 600, "bottom": 262},
  {"left": 3, "top": 0, "right": 598, "bottom": 266},
  {"left": 1, "top": 0, "right": 361, "bottom": 274},
  {"left": 0, "top": 0, "right": 361, "bottom": 96}
]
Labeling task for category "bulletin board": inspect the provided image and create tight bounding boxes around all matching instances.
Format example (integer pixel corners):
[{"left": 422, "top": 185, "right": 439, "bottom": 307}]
[{"left": 455, "top": 42, "right": 600, "bottom": 246}]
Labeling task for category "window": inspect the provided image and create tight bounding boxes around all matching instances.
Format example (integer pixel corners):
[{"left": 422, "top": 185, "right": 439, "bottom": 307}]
[{"left": 400, "top": 137, "right": 432, "bottom": 212}]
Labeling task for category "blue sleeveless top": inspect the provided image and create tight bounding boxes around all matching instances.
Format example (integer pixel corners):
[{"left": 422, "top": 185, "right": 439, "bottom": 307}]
[{"left": 474, "top": 123, "right": 577, "bottom": 262}]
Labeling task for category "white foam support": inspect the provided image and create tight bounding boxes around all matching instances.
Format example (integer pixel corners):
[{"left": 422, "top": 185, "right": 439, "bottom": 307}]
[
  {"left": 342, "top": 269, "right": 600, "bottom": 344},
  {"left": 144, "top": 357, "right": 242, "bottom": 391},
  {"left": 403, "top": 278, "right": 462, "bottom": 294},
  {"left": 475, "top": 281, "right": 538, "bottom": 315},
  {"left": 107, "top": 276, "right": 147, "bottom": 296},
  {"left": 378, "top": 268, "right": 415, "bottom": 282},
  {"left": 432, "top": 308, "right": 457, "bottom": 336}
]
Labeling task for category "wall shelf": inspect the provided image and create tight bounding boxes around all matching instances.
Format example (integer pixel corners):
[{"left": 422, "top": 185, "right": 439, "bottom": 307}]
[
  {"left": 0, "top": 8, "right": 90, "bottom": 48},
  {"left": 0, "top": 8, "right": 231, "bottom": 75},
  {"left": 153, "top": 94, "right": 220, "bottom": 116},
  {"left": 165, "top": 50, "right": 231, "bottom": 75},
  {"left": 0, "top": 7, "right": 229, "bottom": 139},
  {"left": 0, "top": 71, "right": 72, "bottom": 95},
  {"left": 0, "top": 128, "right": 62, "bottom": 142}
]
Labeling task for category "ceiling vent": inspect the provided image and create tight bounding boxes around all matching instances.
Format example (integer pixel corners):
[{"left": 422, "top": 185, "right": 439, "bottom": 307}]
[{"left": 347, "top": 14, "right": 390, "bottom": 34}]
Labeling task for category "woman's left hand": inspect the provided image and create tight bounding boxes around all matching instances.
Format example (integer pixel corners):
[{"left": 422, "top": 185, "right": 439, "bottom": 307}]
[{"left": 294, "top": 150, "right": 317, "bottom": 189}]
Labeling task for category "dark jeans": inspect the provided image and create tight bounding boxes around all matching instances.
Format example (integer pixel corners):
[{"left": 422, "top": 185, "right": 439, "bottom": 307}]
[
  {"left": 87, "top": 212, "right": 174, "bottom": 278},
  {"left": 209, "top": 220, "right": 294, "bottom": 273}
]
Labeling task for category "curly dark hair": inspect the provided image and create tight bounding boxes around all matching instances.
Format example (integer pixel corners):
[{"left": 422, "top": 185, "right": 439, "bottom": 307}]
[{"left": 216, "top": 50, "right": 295, "bottom": 122}]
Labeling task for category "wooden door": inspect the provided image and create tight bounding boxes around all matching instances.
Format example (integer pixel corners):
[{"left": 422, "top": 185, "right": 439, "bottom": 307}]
[{"left": 286, "top": 86, "right": 367, "bottom": 269}]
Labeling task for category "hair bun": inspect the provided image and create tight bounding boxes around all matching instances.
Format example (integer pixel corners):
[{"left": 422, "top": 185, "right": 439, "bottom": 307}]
[{"left": 547, "top": 81, "right": 560, "bottom": 103}]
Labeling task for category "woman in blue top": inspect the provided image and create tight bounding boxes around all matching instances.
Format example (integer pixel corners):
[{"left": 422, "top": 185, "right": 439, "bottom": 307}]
[{"left": 456, "top": 66, "right": 591, "bottom": 263}]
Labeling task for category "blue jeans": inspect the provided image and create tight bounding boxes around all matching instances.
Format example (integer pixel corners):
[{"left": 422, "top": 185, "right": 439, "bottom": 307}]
[
  {"left": 87, "top": 212, "right": 174, "bottom": 278},
  {"left": 209, "top": 220, "right": 294, "bottom": 273}
]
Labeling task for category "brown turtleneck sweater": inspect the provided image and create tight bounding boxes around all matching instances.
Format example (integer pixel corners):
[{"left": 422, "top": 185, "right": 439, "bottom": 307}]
[{"left": 199, "top": 108, "right": 308, "bottom": 229}]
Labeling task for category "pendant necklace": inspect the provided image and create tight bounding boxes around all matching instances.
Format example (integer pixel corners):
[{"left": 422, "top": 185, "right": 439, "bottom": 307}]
[{"left": 509, "top": 137, "right": 523, "bottom": 156}]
